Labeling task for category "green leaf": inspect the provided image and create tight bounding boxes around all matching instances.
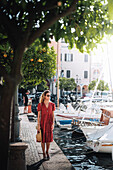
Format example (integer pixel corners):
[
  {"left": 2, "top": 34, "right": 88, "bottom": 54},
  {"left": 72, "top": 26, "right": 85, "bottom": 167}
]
[{"left": 108, "top": 0, "right": 113, "bottom": 20}]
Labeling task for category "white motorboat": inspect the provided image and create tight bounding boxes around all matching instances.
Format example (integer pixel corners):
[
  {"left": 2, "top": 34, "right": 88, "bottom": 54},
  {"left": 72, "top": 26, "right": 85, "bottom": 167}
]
[
  {"left": 86, "top": 123, "right": 113, "bottom": 154},
  {"left": 80, "top": 124, "right": 106, "bottom": 138},
  {"left": 54, "top": 103, "right": 101, "bottom": 129},
  {"left": 79, "top": 107, "right": 113, "bottom": 138}
]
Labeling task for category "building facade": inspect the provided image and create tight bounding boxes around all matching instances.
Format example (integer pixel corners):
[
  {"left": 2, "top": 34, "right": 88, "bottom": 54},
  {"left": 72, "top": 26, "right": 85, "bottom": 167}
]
[
  {"left": 60, "top": 41, "right": 91, "bottom": 95},
  {"left": 49, "top": 39, "right": 104, "bottom": 97}
]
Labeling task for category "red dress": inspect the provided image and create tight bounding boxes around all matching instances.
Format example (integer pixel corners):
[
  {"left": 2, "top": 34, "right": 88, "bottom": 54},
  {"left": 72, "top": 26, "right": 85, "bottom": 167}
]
[{"left": 37, "top": 102, "right": 55, "bottom": 143}]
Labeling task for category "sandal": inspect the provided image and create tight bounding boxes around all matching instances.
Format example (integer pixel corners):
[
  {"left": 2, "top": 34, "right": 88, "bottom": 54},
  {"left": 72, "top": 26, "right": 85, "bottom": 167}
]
[
  {"left": 43, "top": 153, "right": 46, "bottom": 160},
  {"left": 46, "top": 152, "right": 50, "bottom": 160}
]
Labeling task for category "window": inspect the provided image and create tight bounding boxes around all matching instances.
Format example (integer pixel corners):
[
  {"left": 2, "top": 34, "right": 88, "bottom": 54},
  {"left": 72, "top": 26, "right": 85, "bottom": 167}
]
[
  {"left": 84, "top": 71, "right": 88, "bottom": 79},
  {"left": 65, "top": 54, "right": 67, "bottom": 61},
  {"left": 60, "top": 53, "right": 62, "bottom": 61},
  {"left": 93, "top": 69, "right": 100, "bottom": 75},
  {"left": 64, "top": 53, "right": 73, "bottom": 61},
  {"left": 61, "top": 70, "right": 64, "bottom": 77},
  {"left": 84, "top": 54, "right": 88, "bottom": 62},
  {"left": 71, "top": 54, "right": 73, "bottom": 61},
  {"left": 67, "top": 70, "right": 70, "bottom": 78}
]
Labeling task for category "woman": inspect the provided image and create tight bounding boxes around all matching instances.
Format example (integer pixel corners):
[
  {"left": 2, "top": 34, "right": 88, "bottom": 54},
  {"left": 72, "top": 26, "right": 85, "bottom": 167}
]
[
  {"left": 23, "top": 90, "right": 29, "bottom": 113},
  {"left": 37, "top": 90, "right": 55, "bottom": 160}
]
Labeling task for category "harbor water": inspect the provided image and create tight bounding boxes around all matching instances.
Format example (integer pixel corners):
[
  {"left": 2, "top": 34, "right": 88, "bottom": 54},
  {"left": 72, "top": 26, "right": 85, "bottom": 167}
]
[{"left": 53, "top": 127, "right": 113, "bottom": 170}]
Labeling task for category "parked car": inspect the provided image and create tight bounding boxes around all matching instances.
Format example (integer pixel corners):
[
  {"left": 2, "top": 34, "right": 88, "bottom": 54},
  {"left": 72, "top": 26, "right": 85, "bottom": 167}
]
[
  {"left": 81, "top": 93, "right": 92, "bottom": 99},
  {"left": 28, "top": 93, "right": 36, "bottom": 99},
  {"left": 71, "top": 91, "right": 81, "bottom": 98},
  {"left": 62, "top": 91, "right": 71, "bottom": 96},
  {"left": 35, "top": 92, "right": 42, "bottom": 102},
  {"left": 18, "top": 93, "right": 23, "bottom": 106},
  {"left": 36, "top": 92, "right": 43, "bottom": 98},
  {"left": 31, "top": 98, "right": 38, "bottom": 115},
  {"left": 91, "top": 90, "right": 112, "bottom": 102}
]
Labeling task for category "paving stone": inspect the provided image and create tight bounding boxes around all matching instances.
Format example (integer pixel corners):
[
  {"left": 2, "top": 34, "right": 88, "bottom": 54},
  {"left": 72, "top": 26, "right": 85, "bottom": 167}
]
[{"left": 19, "top": 106, "right": 74, "bottom": 170}]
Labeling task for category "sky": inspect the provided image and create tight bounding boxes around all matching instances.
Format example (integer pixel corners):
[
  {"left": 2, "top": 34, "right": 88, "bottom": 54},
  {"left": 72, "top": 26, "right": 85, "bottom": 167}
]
[{"left": 91, "top": 35, "right": 113, "bottom": 89}]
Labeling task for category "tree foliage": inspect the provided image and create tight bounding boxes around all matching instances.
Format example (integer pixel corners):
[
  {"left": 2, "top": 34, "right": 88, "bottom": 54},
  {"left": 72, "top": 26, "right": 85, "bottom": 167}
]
[
  {"left": 0, "top": 0, "right": 113, "bottom": 54},
  {"left": 108, "top": 0, "right": 113, "bottom": 20},
  {"left": 36, "top": 80, "right": 49, "bottom": 92},
  {"left": 0, "top": 0, "right": 113, "bottom": 83},
  {"left": 0, "top": 39, "right": 56, "bottom": 88},
  {"left": 20, "top": 40, "right": 56, "bottom": 88},
  {"left": 58, "top": 77, "right": 76, "bottom": 91},
  {"left": 0, "top": 35, "right": 14, "bottom": 75},
  {"left": 0, "top": 1, "right": 113, "bottom": 169},
  {"left": 88, "top": 79, "right": 109, "bottom": 91}
]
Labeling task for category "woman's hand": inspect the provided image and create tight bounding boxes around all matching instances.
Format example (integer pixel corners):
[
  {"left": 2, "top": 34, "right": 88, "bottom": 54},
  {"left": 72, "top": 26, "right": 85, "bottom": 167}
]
[
  {"left": 52, "top": 123, "right": 54, "bottom": 130},
  {"left": 38, "top": 125, "right": 40, "bottom": 132}
]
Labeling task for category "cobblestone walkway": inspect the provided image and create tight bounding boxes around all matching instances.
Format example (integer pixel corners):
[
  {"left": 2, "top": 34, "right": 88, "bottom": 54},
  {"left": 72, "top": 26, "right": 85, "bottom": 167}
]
[{"left": 19, "top": 107, "right": 74, "bottom": 170}]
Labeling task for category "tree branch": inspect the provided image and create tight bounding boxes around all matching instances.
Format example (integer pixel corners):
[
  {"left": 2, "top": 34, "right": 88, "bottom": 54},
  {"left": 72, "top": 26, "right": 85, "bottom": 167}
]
[
  {"left": 25, "top": 0, "right": 58, "bottom": 37},
  {"left": 0, "top": 10, "right": 22, "bottom": 47},
  {"left": 27, "top": 0, "right": 79, "bottom": 47},
  {"left": 28, "top": 0, "right": 58, "bottom": 14}
]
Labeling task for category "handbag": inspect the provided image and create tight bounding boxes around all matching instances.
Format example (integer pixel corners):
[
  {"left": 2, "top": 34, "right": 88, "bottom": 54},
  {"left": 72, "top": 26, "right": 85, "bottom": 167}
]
[
  {"left": 36, "top": 103, "right": 42, "bottom": 142},
  {"left": 36, "top": 125, "right": 42, "bottom": 142},
  {"left": 36, "top": 129, "right": 42, "bottom": 142}
]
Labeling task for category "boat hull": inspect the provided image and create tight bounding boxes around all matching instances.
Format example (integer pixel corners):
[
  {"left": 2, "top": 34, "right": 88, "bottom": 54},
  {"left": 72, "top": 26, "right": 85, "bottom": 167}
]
[
  {"left": 80, "top": 126, "right": 105, "bottom": 137},
  {"left": 87, "top": 140, "right": 113, "bottom": 153}
]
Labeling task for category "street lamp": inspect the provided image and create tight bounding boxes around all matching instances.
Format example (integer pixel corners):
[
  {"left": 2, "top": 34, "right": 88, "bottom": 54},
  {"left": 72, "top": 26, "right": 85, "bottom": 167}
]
[
  {"left": 76, "top": 75, "right": 78, "bottom": 97},
  {"left": 76, "top": 75, "right": 82, "bottom": 97},
  {"left": 76, "top": 75, "right": 78, "bottom": 83}
]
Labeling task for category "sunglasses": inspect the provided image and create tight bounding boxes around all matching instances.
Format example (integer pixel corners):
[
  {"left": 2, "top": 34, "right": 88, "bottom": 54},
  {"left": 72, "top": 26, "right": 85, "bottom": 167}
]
[{"left": 46, "top": 95, "right": 50, "bottom": 97}]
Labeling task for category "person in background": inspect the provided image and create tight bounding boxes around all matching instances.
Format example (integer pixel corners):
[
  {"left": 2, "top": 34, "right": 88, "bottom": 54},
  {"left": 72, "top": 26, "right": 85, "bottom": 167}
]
[
  {"left": 37, "top": 90, "right": 55, "bottom": 160},
  {"left": 23, "top": 90, "right": 30, "bottom": 113}
]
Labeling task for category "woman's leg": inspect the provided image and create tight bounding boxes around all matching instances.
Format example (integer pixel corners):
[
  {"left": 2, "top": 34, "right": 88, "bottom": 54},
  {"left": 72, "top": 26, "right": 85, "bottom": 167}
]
[
  {"left": 46, "top": 142, "right": 50, "bottom": 158},
  {"left": 24, "top": 106, "right": 26, "bottom": 113},
  {"left": 41, "top": 142, "right": 46, "bottom": 158},
  {"left": 24, "top": 106, "right": 27, "bottom": 113}
]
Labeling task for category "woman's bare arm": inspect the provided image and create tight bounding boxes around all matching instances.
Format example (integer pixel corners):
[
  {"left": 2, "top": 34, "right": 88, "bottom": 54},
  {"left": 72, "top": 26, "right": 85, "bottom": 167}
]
[
  {"left": 52, "top": 111, "right": 54, "bottom": 123},
  {"left": 52, "top": 111, "right": 54, "bottom": 129},
  {"left": 37, "top": 111, "right": 41, "bottom": 130}
]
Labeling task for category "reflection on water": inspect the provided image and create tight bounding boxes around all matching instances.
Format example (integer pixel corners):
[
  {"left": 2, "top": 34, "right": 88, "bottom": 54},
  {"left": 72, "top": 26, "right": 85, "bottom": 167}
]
[{"left": 53, "top": 127, "right": 113, "bottom": 170}]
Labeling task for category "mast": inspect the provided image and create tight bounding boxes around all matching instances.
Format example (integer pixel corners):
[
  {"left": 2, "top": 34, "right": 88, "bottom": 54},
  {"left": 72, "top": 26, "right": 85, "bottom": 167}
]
[
  {"left": 107, "top": 43, "right": 112, "bottom": 92},
  {"left": 57, "top": 41, "right": 60, "bottom": 108}
]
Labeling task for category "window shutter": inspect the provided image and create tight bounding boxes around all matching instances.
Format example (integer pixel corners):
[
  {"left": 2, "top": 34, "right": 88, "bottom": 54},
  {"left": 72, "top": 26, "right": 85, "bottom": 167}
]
[
  {"left": 65, "top": 54, "right": 67, "bottom": 61},
  {"left": 71, "top": 54, "right": 73, "bottom": 61}
]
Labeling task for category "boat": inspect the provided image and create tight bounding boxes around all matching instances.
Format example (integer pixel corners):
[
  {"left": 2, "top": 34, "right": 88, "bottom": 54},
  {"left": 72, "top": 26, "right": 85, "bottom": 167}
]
[
  {"left": 86, "top": 123, "right": 113, "bottom": 154},
  {"left": 56, "top": 119, "right": 72, "bottom": 129},
  {"left": 55, "top": 101, "right": 113, "bottom": 130},
  {"left": 79, "top": 108, "right": 111, "bottom": 137},
  {"left": 79, "top": 107, "right": 113, "bottom": 137},
  {"left": 54, "top": 103, "right": 101, "bottom": 129}
]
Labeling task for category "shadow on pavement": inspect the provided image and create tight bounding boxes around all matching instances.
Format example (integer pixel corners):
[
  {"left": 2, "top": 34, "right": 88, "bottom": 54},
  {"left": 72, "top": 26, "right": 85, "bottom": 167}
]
[
  {"left": 50, "top": 150, "right": 61, "bottom": 157},
  {"left": 27, "top": 159, "right": 45, "bottom": 170}
]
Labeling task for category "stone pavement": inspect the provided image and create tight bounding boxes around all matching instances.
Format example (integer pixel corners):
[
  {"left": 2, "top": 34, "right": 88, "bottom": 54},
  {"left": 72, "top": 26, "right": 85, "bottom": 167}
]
[{"left": 19, "top": 107, "right": 74, "bottom": 170}]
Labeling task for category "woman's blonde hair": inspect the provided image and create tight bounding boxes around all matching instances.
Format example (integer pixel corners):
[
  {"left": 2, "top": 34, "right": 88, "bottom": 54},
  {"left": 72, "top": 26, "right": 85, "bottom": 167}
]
[{"left": 39, "top": 90, "right": 50, "bottom": 103}]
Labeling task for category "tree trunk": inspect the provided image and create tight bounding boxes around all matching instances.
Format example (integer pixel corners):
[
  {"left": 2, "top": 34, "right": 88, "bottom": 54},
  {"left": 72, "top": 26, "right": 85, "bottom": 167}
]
[
  {"left": 0, "top": 83, "right": 16, "bottom": 170},
  {"left": 0, "top": 36, "right": 27, "bottom": 170},
  {"left": 10, "top": 97, "right": 15, "bottom": 142}
]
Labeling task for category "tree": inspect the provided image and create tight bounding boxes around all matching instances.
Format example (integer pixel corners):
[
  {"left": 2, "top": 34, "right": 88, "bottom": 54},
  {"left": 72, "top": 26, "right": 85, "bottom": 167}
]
[
  {"left": 97, "top": 80, "right": 109, "bottom": 91},
  {"left": 88, "top": 79, "right": 109, "bottom": 91},
  {"left": 58, "top": 77, "right": 76, "bottom": 91},
  {"left": 88, "top": 80, "right": 96, "bottom": 91},
  {"left": 0, "top": 0, "right": 113, "bottom": 169},
  {"left": 20, "top": 40, "right": 56, "bottom": 89},
  {"left": 36, "top": 80, "right": 49, "bottom": 92}
]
